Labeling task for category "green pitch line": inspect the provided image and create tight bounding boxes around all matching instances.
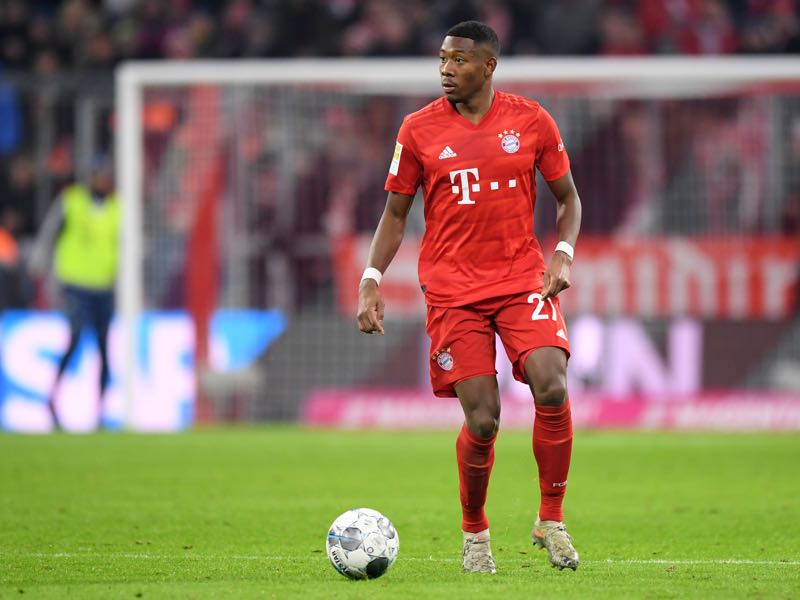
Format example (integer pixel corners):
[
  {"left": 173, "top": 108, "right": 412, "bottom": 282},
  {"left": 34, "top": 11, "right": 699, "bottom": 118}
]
[{"left": 1, "top": 428, "right": 798, "bottom": 599}]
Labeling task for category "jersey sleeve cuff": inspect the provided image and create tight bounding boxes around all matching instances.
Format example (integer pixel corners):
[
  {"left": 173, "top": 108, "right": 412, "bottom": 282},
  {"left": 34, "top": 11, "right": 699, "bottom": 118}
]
[
  {"left": 384, "top": 184, "right": 417, "bottom": 195},
  {"left": 542, "top": 163, "right": 570, "bottom": 182}
]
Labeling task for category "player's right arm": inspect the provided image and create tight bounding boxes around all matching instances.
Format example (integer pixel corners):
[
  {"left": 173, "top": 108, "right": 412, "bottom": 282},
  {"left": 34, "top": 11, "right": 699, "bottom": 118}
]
[
  {"left": 356, "top": 191, "right": 414, "bottom": 335},
  {"left": 358, "top": 115, "right": 422, "bottom": 335}
]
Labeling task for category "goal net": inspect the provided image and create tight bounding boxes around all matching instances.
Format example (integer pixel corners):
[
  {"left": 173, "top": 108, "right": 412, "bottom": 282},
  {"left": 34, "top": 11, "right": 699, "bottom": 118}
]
[{"left": 115, "top": 57, "right": 800, "bottom": 430}]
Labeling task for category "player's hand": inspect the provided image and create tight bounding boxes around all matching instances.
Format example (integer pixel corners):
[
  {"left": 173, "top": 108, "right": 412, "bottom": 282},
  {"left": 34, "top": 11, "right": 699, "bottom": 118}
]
[
  {"left": 541, "top": 251, "right": 572, "bottom": 299},
  {"left": 356, "top": 280, "right": 385, "bottom": 335}
]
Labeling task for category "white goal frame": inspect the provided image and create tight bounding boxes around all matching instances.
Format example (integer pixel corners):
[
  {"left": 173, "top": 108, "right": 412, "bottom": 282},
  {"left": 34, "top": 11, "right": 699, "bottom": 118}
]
[{"left": 115, "top": 56, "right": 800, "bottom": 426}]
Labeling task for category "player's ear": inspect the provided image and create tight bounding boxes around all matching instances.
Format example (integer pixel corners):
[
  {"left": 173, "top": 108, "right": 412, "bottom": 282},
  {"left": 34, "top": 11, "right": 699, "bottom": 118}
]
[{"left": 484, "top": 56, "right": 497, "bottom": 77}]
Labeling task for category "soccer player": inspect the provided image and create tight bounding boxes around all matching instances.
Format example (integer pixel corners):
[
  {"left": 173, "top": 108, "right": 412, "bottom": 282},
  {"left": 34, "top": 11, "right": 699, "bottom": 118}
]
[{"left": 356, "top": 21, "right": 582, "bottom": 572}]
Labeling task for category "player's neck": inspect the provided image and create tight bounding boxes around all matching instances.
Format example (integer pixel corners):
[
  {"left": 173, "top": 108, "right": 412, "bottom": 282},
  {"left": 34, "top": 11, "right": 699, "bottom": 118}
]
[{"left": 453, "top": 86, "right": 495, "bottom": 125}]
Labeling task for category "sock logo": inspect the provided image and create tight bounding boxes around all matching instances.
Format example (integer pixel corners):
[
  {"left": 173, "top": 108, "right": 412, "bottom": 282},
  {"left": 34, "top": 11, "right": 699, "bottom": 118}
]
[{"left": 552, "top": 480, "right": 568, "bottom": 488}]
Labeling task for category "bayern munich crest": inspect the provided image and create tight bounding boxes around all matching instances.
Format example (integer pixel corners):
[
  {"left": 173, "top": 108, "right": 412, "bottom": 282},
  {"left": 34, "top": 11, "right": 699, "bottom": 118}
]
[
  {"left": 433, "top": 348, "right": 454, "bottom": 371},
  {"left": 498, "top": 129, "right": 521, "bottom": 154}
]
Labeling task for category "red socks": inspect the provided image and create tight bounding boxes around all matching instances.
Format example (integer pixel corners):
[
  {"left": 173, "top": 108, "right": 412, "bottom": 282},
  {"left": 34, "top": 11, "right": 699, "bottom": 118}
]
[
  {"left": 455, "top": 401, "right": 572, "bottom": 532},
  {"left": 533, "top": 400, "right": 573, "bottom": 523},
  {"left": 456, "top": 424, "right": 496, "bottom": 533}
]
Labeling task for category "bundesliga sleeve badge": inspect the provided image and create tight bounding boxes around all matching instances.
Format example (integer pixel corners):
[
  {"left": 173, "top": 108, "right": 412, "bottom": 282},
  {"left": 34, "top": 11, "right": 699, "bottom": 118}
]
[
  {"left": 498, "top": 129, "right": 521, "bottom": 154},
  {"left": 389, "top": 141, "right": 403, "bottom": 175},
  {"left": 432, "top": 347, "right": 454, "bottom": 371}
]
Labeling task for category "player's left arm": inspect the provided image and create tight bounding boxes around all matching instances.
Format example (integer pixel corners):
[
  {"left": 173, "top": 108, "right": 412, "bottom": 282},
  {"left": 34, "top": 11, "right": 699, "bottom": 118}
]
[{"left": 541, "top": 170, "right": 582, "bottom": 299}]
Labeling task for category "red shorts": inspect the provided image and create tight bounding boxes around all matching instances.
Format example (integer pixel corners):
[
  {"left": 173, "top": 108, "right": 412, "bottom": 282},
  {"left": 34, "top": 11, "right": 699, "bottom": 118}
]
[{"left": 425, "top": 290, "right": 571, "bottom": 398}]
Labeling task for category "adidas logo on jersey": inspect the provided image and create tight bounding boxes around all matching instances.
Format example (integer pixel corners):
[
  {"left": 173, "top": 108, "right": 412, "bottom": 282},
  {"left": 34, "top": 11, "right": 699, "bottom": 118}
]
[{"left": 438, "top": 146, "right": 457, "bottom": 159}]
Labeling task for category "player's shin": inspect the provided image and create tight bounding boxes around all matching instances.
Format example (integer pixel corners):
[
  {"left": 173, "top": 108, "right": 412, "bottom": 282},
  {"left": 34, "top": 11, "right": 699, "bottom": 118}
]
[
  {"left": 533, "top": 400, "right": 573, "bottom": 523},
  {"left": 456, "top": 424, "right": 497, "bottom": 533}
]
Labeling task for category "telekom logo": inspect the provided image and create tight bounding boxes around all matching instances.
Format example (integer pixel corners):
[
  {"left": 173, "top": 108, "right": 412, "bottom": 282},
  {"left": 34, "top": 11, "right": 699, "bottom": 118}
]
[{"left": 449, "top": 168, "right": 517, "bottom": 205}]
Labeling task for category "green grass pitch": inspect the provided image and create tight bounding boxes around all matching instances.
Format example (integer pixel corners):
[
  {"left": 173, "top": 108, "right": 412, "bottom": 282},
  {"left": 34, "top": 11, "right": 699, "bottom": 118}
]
[{"left": 1, "top": 428, "right": 799, "bottom": 599}]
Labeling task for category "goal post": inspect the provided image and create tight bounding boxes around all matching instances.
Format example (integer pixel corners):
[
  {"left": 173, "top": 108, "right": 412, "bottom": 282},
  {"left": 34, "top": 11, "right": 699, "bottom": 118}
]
[{"left": 115, "top": 57, "right": 800, "bottom": 430}]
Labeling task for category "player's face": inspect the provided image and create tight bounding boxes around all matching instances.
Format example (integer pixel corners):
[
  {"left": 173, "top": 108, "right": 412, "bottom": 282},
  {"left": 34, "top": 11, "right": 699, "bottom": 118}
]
[{"left": 439, "top": 37, "right": 494, "bottom": 103}]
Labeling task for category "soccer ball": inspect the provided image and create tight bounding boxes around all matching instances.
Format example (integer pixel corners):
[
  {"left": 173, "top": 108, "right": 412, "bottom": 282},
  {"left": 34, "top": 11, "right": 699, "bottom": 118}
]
[{"left": 326, "top": 508, "right": 399, "bottom": 579}]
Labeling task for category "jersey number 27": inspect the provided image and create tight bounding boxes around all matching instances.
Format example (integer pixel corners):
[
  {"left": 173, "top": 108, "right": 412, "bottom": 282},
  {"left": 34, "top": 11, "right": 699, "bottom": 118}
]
[{"left": 527, "top": 293, "right": 558, "bottom": 321}]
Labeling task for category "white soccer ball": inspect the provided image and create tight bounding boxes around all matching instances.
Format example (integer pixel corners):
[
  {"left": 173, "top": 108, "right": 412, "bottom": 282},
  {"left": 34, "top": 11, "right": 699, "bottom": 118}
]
[{"left": 326, "top": 508, "right": 399, "bottom": 580}]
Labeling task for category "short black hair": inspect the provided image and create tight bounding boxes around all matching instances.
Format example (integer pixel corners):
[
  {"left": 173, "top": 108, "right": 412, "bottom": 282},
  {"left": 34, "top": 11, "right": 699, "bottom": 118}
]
[{"left": 445, "top": 21, "right": 500, "bottom": 56}]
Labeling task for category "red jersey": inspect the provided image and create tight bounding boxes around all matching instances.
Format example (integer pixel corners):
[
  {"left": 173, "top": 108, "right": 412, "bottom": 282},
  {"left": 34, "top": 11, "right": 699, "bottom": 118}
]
[{"left": 384, "top": 91, "right": 570, "bottom": 307}]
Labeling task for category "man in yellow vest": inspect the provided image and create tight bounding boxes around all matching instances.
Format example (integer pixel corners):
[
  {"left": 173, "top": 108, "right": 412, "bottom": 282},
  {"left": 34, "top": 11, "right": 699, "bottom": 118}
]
[{"left": 33, "top": 159, "right": 120, "bottom": 430}]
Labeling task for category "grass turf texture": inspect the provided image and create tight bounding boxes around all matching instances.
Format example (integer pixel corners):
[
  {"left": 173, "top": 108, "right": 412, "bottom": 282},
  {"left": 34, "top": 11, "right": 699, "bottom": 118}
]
[{"left": 1, "top": 429, "right": 799, "bottom": 599}]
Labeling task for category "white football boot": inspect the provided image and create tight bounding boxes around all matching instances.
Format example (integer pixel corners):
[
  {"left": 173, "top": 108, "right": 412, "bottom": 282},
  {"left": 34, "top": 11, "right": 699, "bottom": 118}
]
[
  {"left": 532, "top": 516, "right": 580, "bottom": 570},
  {"left": 462, "top": 528, "right": 497, "bottom": 573}
]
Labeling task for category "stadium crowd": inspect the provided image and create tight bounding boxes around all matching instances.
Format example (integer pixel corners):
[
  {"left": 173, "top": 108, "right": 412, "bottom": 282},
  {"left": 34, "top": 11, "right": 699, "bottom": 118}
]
[
  {"left": 1, "top": 0, "right": 799, "bottom": 70},
  {"left": 0, "top": 0, "right": 799, "bottom": 310}
]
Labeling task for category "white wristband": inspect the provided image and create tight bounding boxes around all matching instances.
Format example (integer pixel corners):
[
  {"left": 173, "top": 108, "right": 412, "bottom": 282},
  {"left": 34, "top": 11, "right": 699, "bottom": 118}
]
[
  {"left": 555, "top": 241, "right": 574, "bottom": 260},
  {"left": 361, "top": 267, "right": 383, "bottom": 285}
]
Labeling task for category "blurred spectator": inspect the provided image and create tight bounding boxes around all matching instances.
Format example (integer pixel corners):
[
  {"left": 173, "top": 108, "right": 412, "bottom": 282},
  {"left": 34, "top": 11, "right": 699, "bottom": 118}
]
[
  {"left": 599, "top": 5, "right": 647, "bottom": 55},
  {"left": 736, "top": 0, "right": 799, "bottom": 54},
  {"left": 186, "top": 12, "right": 217, "bottom": 57},
  {"left": 0, "top": 153, "right": 37, "bottom": 238},
  {"left": 0, "top": 0, "right": 30, "bottom": 68},
  {"left": 0, "top": 224, "right": 26, "bottom": 310},
  {"left": 28, "top": 11, "right": 56, "bottom": 58},
  {"left": 84, "top": 31, "right": 117, "bottom": 68},
  {"left": 782, "top": 191, "right": 800, "bottom": 235},
  {"left": 164, "top": 26, "right": 196, "bottom": 60},
  {"left": 530, "top": 1, "right": 602, "bottom": 54},
  {"left": 638, "top": 0, "right": 738, "bottom": 54},
  {"left": 47, "top": 137, "right": 77, "bottom": 192},
  {"left": 132, "top": 0, "right": 171, "bottom": 59},
  {"left": 782, "top": 117, "right": 800, "bottom": 234},
  {"left": 0, "top": 67, "right": 22, "bottom": 155},
  {"left": 270, "top": 0, "right": 340, "bottom": 57},
  {"left": 215, "top": 0, "right": 259, "bottom": 57},
  {"left": 33, "top": 47, "right": 62, "bottom": 77},
  {"left": 56, "top": 0, "right": 104, "bottom": 66}
]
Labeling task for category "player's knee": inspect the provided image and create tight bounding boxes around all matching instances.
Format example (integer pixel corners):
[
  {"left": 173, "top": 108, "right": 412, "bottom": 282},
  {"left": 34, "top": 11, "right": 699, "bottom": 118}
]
[
  {"left": 533, "top": 380, "right": 567, "bottom": 407},
  {"left": 467, "top": 412, "right": 499, "bottom": 439}
]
